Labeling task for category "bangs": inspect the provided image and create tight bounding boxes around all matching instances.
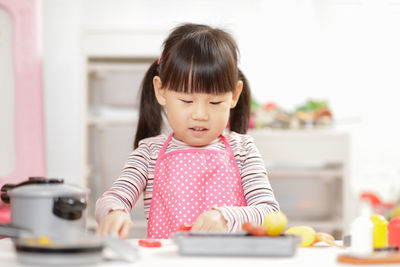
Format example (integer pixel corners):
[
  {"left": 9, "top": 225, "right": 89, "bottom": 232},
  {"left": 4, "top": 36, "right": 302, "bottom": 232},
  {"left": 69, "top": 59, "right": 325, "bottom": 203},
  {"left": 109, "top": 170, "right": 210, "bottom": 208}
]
[{"left": 160, "top": 35, "right": 238, "bottom": 95}]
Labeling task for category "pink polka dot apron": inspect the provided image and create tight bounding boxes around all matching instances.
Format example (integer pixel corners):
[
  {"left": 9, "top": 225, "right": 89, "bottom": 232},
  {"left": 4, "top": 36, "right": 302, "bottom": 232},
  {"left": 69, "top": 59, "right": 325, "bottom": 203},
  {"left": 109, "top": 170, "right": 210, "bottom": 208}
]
[{"left": 147, "top": 133, "right": 247, "bottom": 239}]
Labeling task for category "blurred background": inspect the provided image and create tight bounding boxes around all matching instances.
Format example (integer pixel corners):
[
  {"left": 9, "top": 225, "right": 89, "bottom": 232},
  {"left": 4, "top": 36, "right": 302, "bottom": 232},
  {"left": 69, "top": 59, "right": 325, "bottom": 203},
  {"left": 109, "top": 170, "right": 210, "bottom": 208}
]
[{"left": 1, "top": 0, "right": 400, "bottom": 238}]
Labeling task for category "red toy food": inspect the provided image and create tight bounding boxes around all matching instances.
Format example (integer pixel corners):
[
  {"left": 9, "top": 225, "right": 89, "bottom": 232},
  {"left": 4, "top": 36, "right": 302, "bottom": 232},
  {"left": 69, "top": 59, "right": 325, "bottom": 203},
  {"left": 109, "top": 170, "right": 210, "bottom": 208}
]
[
  {"left": 178, "top": 224, "right": 193, "bottom": 232},
  {"left": 138, "top": 239, "right": 162, "bottom": 248},
  {"left": 242, "top": 222, "right": 267, "bottom": 236}
]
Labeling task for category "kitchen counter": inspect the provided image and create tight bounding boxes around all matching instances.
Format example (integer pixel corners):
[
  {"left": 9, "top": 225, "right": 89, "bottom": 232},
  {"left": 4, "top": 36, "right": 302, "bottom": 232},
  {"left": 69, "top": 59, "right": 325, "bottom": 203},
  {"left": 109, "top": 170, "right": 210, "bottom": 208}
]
[{"left": 0, "top": 238, "right": 397, "bottom": 267}]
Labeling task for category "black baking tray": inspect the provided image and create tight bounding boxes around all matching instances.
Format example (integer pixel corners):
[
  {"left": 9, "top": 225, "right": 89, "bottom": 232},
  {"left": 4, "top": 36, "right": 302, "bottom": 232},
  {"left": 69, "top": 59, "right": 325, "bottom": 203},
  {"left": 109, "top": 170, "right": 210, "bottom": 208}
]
[{"left": 172, "top": 232, "right": 301, "bottom": 257}]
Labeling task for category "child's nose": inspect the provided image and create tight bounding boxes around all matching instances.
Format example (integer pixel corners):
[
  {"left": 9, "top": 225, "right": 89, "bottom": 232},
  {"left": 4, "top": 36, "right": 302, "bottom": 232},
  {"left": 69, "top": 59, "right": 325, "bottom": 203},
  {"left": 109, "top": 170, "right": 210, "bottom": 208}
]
[{"left": 191, "top": 103, "right": 209, "bottom": 120}]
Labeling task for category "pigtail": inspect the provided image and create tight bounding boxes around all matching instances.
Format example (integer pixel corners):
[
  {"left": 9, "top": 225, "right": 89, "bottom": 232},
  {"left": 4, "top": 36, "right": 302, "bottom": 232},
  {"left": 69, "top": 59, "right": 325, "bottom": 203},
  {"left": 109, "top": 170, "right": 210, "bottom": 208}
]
[
  {"left": 134, "top": 61, "right": 162, "bottom": 148},
  {"left": 229, "top": 69, "right": 251, "bottom": 134}
]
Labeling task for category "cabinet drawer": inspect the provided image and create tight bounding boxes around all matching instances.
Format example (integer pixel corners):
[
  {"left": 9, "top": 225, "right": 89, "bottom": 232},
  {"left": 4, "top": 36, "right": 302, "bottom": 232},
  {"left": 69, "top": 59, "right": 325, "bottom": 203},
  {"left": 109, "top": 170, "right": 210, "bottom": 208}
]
[
  {"left": 269, "top": 175, "right": 342, "bottom": 220},
  {"left": 88, "top": 124, "right": 147, "bottom": 227},
  {"left": 89, "top": 62, "right": 152, "bottom": 107}
]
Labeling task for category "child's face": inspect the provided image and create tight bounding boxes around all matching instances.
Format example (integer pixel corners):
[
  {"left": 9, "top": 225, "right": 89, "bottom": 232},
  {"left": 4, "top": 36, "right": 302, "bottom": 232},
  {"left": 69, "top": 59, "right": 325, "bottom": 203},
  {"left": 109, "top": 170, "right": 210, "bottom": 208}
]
[{"left": 154, "top": 77, "right": 243, "bottom": 146}]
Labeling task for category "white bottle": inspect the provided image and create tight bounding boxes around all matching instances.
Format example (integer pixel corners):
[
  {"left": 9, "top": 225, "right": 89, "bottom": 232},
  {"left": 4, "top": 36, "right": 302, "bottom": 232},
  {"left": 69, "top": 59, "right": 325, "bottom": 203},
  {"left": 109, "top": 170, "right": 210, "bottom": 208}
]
[{"left": 350, "top": 201, "right": 374, "bottom": 256}]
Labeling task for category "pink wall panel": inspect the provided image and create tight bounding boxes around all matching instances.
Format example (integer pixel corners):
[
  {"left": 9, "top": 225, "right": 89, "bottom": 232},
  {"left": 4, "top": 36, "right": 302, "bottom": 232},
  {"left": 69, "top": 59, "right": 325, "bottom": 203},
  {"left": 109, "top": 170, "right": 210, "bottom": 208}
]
[{"left": 0, "top": 0, "right": 45, "bottom": 221}]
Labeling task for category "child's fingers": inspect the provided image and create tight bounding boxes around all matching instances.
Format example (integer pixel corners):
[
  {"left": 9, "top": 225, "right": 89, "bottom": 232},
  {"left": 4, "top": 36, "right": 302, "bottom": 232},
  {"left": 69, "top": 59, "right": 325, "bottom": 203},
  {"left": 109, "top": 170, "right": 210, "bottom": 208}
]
[
  {"left": 97, "top": 221, "right": 112, "bottom": 236},
  {"left": 203, "top": 220, "right": 225, "bottom": 232},
  {"left": 119, "top": 221, "right": 132, "bottom": 239},
  {"left": 200, "top": 222, "right": 214, "bottom": 232},
  {"left": 97, "top": 216, "right": 121, "bottom": 236},
  {"left": 191, "top": 210, "right": 228, "bottom": 232},
  {"left": 109, "top": 218, "right": 125, "bottom": 236},
  {"left": 191, "top": 217, "right": 205, "bottom": 232},
  {"left": 96, "top": 210, "right": 131, "bottom": 238}
]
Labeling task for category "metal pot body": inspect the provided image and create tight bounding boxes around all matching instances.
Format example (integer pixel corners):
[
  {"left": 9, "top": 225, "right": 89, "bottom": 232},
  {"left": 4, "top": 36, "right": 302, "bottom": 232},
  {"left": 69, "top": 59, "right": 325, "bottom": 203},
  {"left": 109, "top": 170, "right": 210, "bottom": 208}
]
[{"left": 8, "top": 184, "right": 88, "bottom": 240}]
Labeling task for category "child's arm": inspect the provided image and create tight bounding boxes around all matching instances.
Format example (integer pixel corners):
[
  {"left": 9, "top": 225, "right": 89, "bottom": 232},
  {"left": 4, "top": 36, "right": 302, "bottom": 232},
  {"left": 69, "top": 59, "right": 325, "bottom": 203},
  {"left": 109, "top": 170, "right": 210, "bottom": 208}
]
[
  {"left": 95, "top": 142, "right": 152, "bottom": 236},
  {"left": 214, "top": 134, "right": 280, "bottom": 232}
]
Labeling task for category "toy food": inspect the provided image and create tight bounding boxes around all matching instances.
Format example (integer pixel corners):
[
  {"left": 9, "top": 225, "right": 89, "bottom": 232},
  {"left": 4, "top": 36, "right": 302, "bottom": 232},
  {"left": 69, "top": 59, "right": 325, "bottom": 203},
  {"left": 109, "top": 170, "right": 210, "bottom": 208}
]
[
  {"left": 315, "top": 232, "right": 344, "bottom": 248},
  {"left": 370, "top": 214, "right": 388, "bottom": 249},
  {"left": 263, "top": 211, "right": 288, "bottom": 236},
  {"left": 285, "top": 226, "right": 316, "bottom": 247},
  {"left": 388, "top": 217, "right": 400, "bottom": 249},
  {"left": 242, "top": 222, "right": 267, "bottom": 236},
  {"left": 138, "top": 239, "right": 162, "bottom": 248},
  {"left": 390, "top": 205, "right": 400, "bottom": 219},
  {"left": 178, "top": 224, "right": 192, "bottom": 232}
]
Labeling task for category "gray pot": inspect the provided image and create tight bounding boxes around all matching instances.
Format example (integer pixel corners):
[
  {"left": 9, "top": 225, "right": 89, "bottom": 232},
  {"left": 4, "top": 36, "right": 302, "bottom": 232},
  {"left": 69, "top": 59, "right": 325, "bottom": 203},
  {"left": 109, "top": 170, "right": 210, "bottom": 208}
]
[
  {"left": 2, "top": 177, "right": 88, "bottom": 240},
  {"left": 0, "top": 178, "right": 138, "bottom": 265}
]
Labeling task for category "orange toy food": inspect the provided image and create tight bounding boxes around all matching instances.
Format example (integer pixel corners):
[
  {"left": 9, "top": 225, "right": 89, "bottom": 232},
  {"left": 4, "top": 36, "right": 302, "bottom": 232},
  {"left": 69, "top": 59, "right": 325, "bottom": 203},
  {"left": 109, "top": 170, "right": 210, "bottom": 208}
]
[
  {"left": 315, "top": 232, "right": 345, "bottom": 248},
  {"left": 242, "top": 222, "right": 267, "bottom": 236}
]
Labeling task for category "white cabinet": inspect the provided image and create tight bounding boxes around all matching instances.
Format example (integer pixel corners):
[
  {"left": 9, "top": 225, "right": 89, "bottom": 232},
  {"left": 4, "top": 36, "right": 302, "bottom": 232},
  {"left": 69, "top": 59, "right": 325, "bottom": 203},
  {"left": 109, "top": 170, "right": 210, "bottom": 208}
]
[
  {"left": 81, "top": 28, "right": 165, "bottom": 237},
  {"left": 249, "top": 129, "right": 352, "bottom": 238},
  {"left": 85, "top": 60, "right": 154, "bottom": 238}
]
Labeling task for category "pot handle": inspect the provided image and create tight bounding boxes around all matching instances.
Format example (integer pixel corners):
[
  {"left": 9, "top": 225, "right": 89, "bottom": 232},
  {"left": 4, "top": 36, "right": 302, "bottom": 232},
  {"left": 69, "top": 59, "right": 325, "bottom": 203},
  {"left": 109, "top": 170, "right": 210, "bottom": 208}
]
[
  {"left": 1, "top": 184, "right": 16, "bottom": 203},
  {"left": 53, "top": 197, "right": 87, "bottom": 220}
]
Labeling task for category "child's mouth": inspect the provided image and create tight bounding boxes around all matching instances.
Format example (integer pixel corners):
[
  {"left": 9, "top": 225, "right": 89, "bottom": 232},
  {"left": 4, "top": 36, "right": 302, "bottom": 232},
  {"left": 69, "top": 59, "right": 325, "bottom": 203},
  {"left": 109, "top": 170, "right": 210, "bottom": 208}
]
[
  {"left": 189, "top": 127, "right": 208, "bottom": 136},
  {"left": 190, "top": 127, "right": 207, "bottom": 131}
]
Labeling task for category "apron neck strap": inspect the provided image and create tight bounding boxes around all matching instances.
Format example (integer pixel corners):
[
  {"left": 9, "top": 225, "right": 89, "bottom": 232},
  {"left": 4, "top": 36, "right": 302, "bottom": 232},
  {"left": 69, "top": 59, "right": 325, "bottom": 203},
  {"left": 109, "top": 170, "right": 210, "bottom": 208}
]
[
  {"left": 159, "top": 133, "right": 174, "bottom": 156},
  {"left": 219, "top": 134, "right": 234, "bottom": 155}
]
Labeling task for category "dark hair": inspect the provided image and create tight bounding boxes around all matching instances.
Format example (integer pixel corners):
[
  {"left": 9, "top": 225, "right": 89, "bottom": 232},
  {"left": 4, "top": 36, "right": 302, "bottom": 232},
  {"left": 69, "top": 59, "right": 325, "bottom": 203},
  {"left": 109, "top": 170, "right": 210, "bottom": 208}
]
[{"left": 134, "top": 23, "right": 251, "bottom": 148}]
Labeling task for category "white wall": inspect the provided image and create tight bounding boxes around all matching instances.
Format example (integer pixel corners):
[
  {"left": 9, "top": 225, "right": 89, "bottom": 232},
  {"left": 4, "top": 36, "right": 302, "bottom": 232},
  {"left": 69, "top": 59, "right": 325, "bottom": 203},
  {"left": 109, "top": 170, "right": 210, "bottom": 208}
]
[
  {"left": 42, "top": 0, "right": 400, "bottom": 200},
  {"left": 42, "top": 0, "right": 84, "bottom": 183}
]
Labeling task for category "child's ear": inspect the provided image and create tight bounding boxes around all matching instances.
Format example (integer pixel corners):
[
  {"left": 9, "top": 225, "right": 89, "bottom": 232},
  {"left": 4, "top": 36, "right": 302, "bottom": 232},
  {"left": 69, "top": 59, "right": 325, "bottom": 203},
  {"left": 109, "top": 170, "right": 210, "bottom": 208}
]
[
  {"left": 230, "top": 81, "right": 243, "bottom": 108},
  {"left": 153, "top": 76, "right": 166, "bottom": 106}
]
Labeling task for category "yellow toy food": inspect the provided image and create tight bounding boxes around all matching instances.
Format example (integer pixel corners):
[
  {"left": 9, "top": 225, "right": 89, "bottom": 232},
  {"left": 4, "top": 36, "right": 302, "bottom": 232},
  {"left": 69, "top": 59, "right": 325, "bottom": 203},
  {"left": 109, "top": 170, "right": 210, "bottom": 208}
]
[
  {"left": 370, "top": 214, "right": 388, "bottom": 249},
  {"left": 263, "top": 211, "right": 288, "bottom": 236},
  {"left": 23, "top": 236, "right": 52, "bottom": 247},
  {"left": 37, "top": 236, "right": 52, "bottom": 246},
  {"left": 285, "top": 226, "right": 316, "bottom": 247}
]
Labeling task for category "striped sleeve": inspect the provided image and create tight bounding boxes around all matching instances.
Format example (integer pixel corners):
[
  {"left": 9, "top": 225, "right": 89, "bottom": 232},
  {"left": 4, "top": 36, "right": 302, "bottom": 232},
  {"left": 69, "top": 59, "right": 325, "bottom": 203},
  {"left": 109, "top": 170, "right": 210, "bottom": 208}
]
[
  {"left": 95, "top": 141, "right": 151, "bottom": 223},
  {"left": 214, "top": 133, "right": 280, "bottom": 232}
]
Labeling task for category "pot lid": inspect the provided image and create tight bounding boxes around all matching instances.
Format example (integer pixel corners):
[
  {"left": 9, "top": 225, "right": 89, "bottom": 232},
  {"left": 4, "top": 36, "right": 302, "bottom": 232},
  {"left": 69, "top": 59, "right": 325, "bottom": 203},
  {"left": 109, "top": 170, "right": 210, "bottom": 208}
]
[{"left": 8, "top": 184, "right": 88, "bottom": 198}]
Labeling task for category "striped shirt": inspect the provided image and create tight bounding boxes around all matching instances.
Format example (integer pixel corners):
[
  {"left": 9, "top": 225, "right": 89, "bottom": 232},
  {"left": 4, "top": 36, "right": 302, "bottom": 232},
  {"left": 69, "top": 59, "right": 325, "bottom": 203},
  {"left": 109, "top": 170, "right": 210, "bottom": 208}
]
[{"left": 95, "top": 131, "right": 279, "bottom": 232}]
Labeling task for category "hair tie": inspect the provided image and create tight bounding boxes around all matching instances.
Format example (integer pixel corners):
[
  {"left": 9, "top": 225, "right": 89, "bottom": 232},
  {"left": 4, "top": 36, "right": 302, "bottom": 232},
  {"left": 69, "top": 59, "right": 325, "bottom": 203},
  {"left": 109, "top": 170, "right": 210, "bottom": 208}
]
[{"left": 157, "top": 54, "right": 162, "bottom": 65}]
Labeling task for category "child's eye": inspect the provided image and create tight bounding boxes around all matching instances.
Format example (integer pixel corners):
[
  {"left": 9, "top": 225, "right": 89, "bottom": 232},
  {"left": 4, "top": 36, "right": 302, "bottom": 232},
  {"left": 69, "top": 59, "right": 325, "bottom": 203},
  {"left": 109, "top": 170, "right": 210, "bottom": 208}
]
[
  {"left": 210, "top": 101, "right": 222, "bottom": 105},
  {"left": 180, "top": 99, "right": 193, "bottom": 104}
]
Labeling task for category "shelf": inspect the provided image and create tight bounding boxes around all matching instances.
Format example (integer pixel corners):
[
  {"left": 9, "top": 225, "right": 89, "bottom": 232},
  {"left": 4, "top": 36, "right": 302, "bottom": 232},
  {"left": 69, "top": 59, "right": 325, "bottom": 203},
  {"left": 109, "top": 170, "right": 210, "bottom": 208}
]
[
  {"left": 268, "top": 168, "right": 343, "bottom": 180},
  {"left": 248, "top": 129, "right": 351, "bottom": 237},
  {"left": 249, "top": 129, "right": 350, "bottom": 163},
  {"left": 248, "top": 128, "right": 348, "bottom": 136},
  {"left": 87, "top": 115, "right": 138, "bottom": 126},
  {"left": 87, "top": 110, "right": 138, "bottom": 126},
  {"left": 287, "top": 218, "right": 344, "bottom": 232}
]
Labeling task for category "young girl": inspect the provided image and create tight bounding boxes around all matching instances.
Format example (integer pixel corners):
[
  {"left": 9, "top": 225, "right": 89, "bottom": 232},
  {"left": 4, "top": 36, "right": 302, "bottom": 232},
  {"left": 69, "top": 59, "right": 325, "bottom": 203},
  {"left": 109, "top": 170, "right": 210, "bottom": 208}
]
[{"left": 96, "top": 23, "right": 280, "bottom": 239}]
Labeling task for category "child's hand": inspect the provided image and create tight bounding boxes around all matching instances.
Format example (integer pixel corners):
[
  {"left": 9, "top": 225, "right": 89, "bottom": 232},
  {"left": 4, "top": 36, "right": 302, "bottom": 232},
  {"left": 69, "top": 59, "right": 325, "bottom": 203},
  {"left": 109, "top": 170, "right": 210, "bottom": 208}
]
[
  {"left": 191, "top": 210, "right": 228, "bottom": 232},
  {"left": 96, "top": 210, "right": 132, "bottom": 239}
]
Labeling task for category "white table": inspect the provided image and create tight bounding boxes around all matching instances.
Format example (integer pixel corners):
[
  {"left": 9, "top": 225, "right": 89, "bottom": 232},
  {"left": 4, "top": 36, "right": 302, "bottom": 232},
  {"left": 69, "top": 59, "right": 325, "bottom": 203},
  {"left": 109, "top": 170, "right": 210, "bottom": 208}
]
[{"left": 0, "top": 238, "right": 397, "bottom": 267}]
